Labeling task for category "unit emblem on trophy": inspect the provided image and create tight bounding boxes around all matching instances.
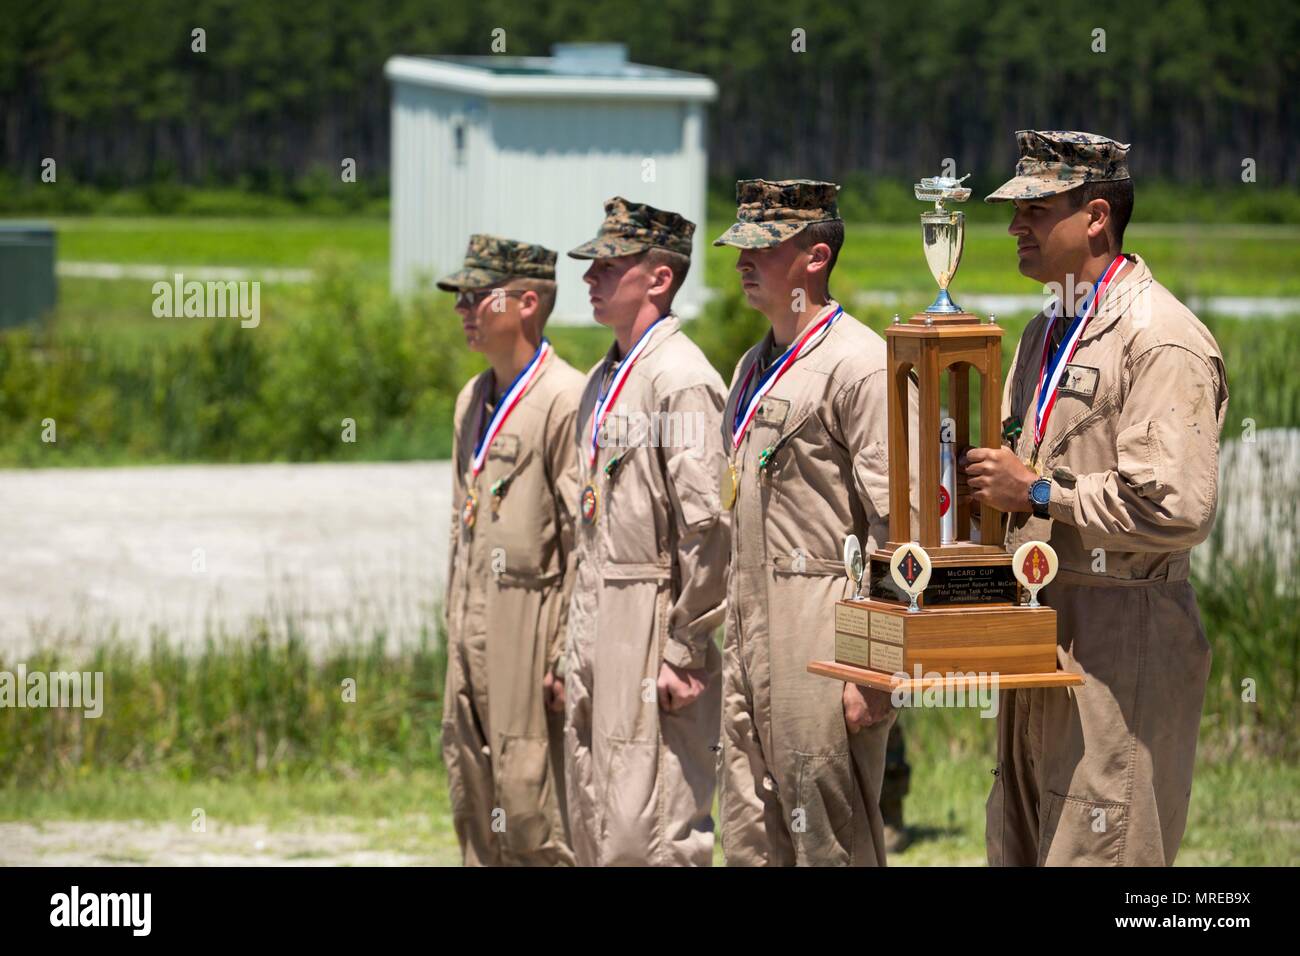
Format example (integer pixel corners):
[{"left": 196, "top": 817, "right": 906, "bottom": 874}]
[
  {"left": 1013, "top": 540, "right": 1059, "bottom": 608},
  {"left": 889, "top": 544, "right": 932, "bottom": 613}
]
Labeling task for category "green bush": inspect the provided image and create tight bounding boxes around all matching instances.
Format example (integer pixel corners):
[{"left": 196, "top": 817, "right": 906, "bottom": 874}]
[{"left": 0, "top": 263, "right": 472, "bottom": 464}]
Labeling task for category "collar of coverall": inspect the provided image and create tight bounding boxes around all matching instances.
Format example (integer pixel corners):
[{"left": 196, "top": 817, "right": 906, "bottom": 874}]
[
  {"left": 477, "top": 339, "right": 553, "bottom": 412},
  {"left": 601, "top": 312, "right": 678, "bottom": 368},
  {"left": 1063, "top": 253, "right": 1151, "bottom": 344},
  {"left": 752, "top": 299, "right": 842, "bottom": 368}
]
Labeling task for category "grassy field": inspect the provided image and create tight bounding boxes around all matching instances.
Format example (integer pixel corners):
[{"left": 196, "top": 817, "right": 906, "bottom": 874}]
[
  {"left": 51, "top": 215, "right": 389, "bottom": 270},
  {"left": 3, "top": 754, "right": 1293, "bottom": 866},
  {"left": 47, "top": 216, "right": 1300, "bottom": 302}
]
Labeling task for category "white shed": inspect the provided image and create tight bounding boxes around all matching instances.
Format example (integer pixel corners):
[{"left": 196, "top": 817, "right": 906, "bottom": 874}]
[{"left": 384, "top": 44, "right": 718, "bottom": 324}]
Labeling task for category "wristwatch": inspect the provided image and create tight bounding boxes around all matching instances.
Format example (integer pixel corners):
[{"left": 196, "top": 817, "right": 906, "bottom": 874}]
[{"left": 1028, "top": 477, "right": 1052, "bottom": 519}]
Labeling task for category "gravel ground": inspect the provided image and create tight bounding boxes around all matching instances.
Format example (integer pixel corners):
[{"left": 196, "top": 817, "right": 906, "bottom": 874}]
[
  {"left": 0, "top": 460, "right": 450, "bottom": 658},
  {"left": 0, "top": 819, "right": 444, "bottom": 866}
]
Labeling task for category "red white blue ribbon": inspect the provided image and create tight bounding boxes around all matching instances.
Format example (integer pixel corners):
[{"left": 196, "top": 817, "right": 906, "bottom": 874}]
[
  {"left": 1033, "top": 256, "right": 1128, "bottom": 448},
  {"left": 587, "top": 317, "right": 665, "bottom": 468},
  {"left": 471, "top": 339, "right": 551, "bottom": 476},
  {"left": 732, "top": 303, "right": 842, "bottom": 450}
]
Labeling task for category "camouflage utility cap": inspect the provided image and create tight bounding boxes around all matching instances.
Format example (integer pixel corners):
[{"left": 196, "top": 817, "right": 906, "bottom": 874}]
[
  {"left": 567, "top": 197, "right": 695, "bottom": 259},
  {"left": 436, "top": 234, "right": 557, "bottom": 291},
  {"left": 986, "top": 130, "right": 1130, "bottom": 203},
  {"left": 713, "top": 179, "right": 841, "bottom": 249}
]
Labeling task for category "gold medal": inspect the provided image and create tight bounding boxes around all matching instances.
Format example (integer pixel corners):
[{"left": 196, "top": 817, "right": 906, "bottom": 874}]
[
  {"left": 461, "top": 491, "right": 478, "bottom": 530},
  {"left": 720, "top": 460, "right": 737, "bottom": 510},
  {"left": 579, "top": 483, "right": 599, "bottom": 526}
]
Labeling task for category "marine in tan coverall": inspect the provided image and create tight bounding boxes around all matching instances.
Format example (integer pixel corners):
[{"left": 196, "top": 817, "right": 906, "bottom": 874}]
[
  {"left": 438, "top": 235, "right": 584, "bottom": 866},
  {"left": 562, "top": 198, "right": 730, "bottom": 866},
  {"left": 966, "top": 131, "right": 1228, "bottom": 866},
  {"left": 713, "top": 180, "right": 919, "bottom": 866}
]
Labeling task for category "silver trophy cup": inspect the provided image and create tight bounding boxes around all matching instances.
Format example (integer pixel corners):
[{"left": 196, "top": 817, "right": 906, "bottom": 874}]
[{"left": 915, "top": 173, "right": 972, "bottom": 314}]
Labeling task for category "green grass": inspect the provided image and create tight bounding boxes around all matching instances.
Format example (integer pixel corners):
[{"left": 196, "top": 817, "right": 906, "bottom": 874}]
[
  {"left": 0, "top": 770, "right": 462, "bottom": 866},
  {"left": 49, "top": 216, "right": 388, "bottom": 273},
  {"left": 889, "top": 739, "right": 1300, "bottom": 867},
  {"left": 705, "top": 223, "right": 1300, "bottom": 300},
  {"left": 0, "top": 768, "right": 450, "bottom": 826},
  {"left": 2, "top": 717, "right": 1291, "bottom": 867},
  {"left": 40, "top": 216, "right": 1300, "bottom": 298}
]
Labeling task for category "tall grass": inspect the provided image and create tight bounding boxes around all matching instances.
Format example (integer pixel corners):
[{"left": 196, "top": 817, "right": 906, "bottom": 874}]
[{"left": 0, "top": 620, "right": 448, "bottom": 786}]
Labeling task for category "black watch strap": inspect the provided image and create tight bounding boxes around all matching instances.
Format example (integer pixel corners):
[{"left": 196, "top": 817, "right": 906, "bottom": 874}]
[{"left": 1030, "top": 478, "right": 1052, "bottom": 519}]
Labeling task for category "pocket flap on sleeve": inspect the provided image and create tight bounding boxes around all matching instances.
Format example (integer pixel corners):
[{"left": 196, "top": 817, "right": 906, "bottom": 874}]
[
  {"left": 667, "top": 447, "right": 721, "bottom": 532},
  {"left": 1117, "top": 419, "right": 1169, "bottom": 497}
]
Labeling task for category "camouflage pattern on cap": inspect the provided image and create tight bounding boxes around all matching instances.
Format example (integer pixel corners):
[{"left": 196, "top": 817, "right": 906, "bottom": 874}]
[
  {"left": 566, "top": 197, "right": 695, "bottom": 260},
  {"left": 436, "top": 234, "right": 558, "bottom": 291},
  {"left": 713, "top": 179, "right": 841, "bottom": 248},
  {"left": 985, "top": 130, "right": 1131, "bottom": 203}
]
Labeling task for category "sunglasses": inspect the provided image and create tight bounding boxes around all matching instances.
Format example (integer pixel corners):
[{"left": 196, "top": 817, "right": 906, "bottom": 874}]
[{"left": 455, "top": 288, "right": 527, "bottom": 310}]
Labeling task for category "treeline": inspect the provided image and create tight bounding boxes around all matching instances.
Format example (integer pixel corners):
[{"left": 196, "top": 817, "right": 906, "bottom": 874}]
[{"left": 1, "top": 0, "right": 1297, "bottom": 191}]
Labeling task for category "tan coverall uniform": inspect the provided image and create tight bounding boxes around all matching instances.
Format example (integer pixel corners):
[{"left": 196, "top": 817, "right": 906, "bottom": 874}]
[
  {"left": 443, "top": 348, "right": 585, "bottom": 866},
  {"left": 988, "top": 254, "right": 1228, "bottom": 866},
  {"left": 564, "top": 316, "right": 730, "bottom": 866},
  {"left": 719, "top": 307, "right": 919, "bottom": 866}
]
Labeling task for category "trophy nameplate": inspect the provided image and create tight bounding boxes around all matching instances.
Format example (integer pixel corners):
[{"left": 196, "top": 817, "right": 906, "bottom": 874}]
[{"left": 867, "top": 557, "right": 1018, "bottom": 607}]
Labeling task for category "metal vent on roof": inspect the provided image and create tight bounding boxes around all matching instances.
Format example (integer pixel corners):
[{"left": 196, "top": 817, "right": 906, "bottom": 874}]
[{"left": 549, "top": 43, "right": 629, "bottom": 75}]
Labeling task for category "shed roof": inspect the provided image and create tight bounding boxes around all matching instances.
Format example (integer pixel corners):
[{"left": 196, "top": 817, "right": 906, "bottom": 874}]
[{"left": 385, "top": 44, "right": 717, "bottom": 102}]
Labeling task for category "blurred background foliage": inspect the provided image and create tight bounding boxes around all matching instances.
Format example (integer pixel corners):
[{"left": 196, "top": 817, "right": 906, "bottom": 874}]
[
  {"left": 2, "top": 263, "right": 1297, "bottom": 465},
  {"left": 1, "top": 0, "right": 1297, "bottom": 217}
]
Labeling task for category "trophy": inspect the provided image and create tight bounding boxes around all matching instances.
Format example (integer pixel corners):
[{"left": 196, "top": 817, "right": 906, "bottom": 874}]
[
  {"left": 916, "top": 174, "right": 971, "bottom": 315},
  {"left": 809, "top": 170, "right": 1082, "bottom": 694}
]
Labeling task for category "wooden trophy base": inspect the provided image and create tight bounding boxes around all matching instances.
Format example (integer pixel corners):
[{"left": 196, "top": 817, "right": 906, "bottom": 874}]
[
  {"left": 807, "top": 660, "right": 1084, "bottom": 694},
  {"left": 811, "top": 542, "right": 1083, "bottom": 692}
]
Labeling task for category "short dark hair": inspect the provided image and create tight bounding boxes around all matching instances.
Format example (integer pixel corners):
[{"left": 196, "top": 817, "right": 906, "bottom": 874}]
[
  {"left": 640, "top": 247, "right": 691, "bottom": 302},
  {"left": 505, "top": 277, "right": 557, "bottom": 325},
  {"left": 797, "top": 219, "right": 845, "bottom": 293},
  {"left": 1068, "top": 179, "right": 1134, "bottom": 248}
]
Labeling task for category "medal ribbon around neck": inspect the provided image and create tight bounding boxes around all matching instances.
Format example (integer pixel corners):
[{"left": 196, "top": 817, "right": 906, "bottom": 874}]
[
  {"left": 470, "top": 339, "right": 551, "bottom": 477},
  {"left": 586, "top": 316, "right": 666, "bottom": 468},
  {"left": 732, "top": 303, "right": 843, "bottom": 450},
  {"left": 1032, "top": 255, "right": 1127, "bottom": 448}
]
